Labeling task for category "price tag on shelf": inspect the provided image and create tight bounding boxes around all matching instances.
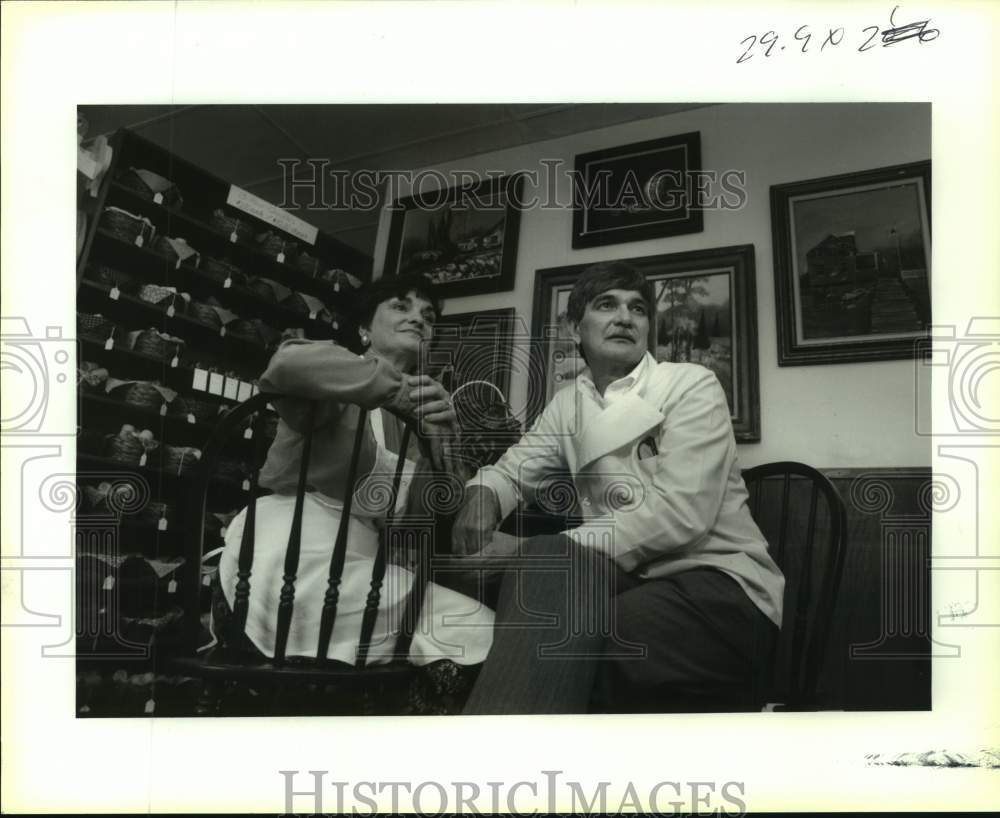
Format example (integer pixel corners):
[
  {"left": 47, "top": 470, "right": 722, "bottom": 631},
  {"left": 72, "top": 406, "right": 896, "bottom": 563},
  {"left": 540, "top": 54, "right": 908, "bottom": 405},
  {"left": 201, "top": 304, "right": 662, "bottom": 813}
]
[
  {"left": 237, "top": 381, "right": 253, "bottom": 402},
  {"left": 208, "top": 372, "right": 225, "bottom": 395},
  {"left": 167, "top": 579, "right": 177, "bottom": 594},
  {"left": 134, "top": 235, "right": 144, "bottom": 248},
  {"left": 309, "top": 309, "right": 318, "bottom": 321},
  {"left": 109, "top": 286, "right": 120, "bottom": 301},
  {"left": 187, "top": 413, "right": 196, "bottom": 425},
  {"left": 139, "top": 453, "right": 147, "bottom": 467},
  {"left": 103, "top": 576, "right": 115, "bottom": 591},
  {"left": 202, "top": 573, "right": 212, "bottom": 587},
  {"left": 192, "top": 368, "right": 209, "bottom": 391},
  {"left": 175, "top": 258, "right": 183, "bottom": 271},
  {"left": 166, "top": 304, "right": 176, "bottom": 318},
  {"left": 334, "top": 281, "right": 341, "bottom": 293},
  {"left": 266, "top": 402, "right": 275, "bottom": 412},
  {"left": 104, "top": 336, "right": 114, "bottom": 351},
  {"left": 332, "top": 320, "right": 339, "bottom": 330},
  {"left": 223, "top": 378, "right": 239, "bottom": 401},
  {"left": 159, "top": 404, "right": 168, "bottom": 417},
  {"left": 229, "top": 231, "right": 238, "bottom": 244},
  {"left": 223, "top": 277, "right": 232, "bottom": 289},
  {"left": 276, "top": 252, "right": 285, "bottom": 264},
  {"left": 152, "top": 192, "right": 164, "bottom": 205},
  {"left": 170, "top": 354, "right": 179, "bottom": 368},
  {"left": 244, "top": 426, "right": 253, "bottom": 440},
  {"left": 242, "top": 479, "right": 251, "bottom": 492},
  {"left": 144, "top": 699, "right": 156, "bottom": 715},
  {"left": 219, "top": 326, "right": 227, "bottom": 338},
  {"left": 158, "top": 517, "right": 168, "bottom": 532}
]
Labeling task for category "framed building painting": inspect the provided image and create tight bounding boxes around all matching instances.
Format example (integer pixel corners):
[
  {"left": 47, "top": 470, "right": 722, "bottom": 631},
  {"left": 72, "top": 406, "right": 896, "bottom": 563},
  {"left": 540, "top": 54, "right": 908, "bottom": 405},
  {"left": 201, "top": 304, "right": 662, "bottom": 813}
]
[
  {"left": 770, "top": 161, "right": 931, "bottom": 365},
  {"left": 529, "top": 245, "right": 760, "bottom": 442},
  {"left": 384, "top": 174, "right": 524, "bottom": 299}
]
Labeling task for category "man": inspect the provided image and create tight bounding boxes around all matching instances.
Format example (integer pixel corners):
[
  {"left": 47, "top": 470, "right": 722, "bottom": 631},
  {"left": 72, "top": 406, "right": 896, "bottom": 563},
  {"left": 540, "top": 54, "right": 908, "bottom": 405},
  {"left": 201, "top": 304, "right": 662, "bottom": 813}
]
[{"left": 451, "top": 261, "right": 784, "bottom": 714}]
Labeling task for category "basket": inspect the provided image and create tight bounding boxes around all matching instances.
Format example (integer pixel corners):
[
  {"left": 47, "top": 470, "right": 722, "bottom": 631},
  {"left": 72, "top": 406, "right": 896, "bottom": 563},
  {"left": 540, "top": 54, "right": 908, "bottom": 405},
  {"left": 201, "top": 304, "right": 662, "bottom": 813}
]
[
  {"left": 202, "top": 257, "right": 246, "bottom": 288},
  {"left": 170, "top": 395, "right": 221, "bottom": 424},
  {"left": 77, "top": 361, "right": 109, "bottom": 393},
  {"left": 211, "top": 209, "right": 254, "bottom": 244},
  {"left": 105, "top": 428, "right": 159, "bottom": 465},
  {"left": 161, "top": 445, "right": 201, "bottom": 476},
  {"left": 109, "top": 381, "right": 168, "bottom": 412},
  {"left": 88, "top": 264, "right": 140, "bottom": 295},
  {"left": 117, "top": 168, "right": 184, "bottom": 208},
  {"left": 246, "top": 277, "right": 278, "bottom": 302},
  {"left": 215, "top": 457, "right": 249, "bottom": 484},
  {"left": 188, "top": 301, "right": 223, "bottom": 329},
  {"left": 152, "top": 236, "right": 199, "bottom": 267},
  {"left": 255, "top": 230, "right": 298, "bottom": 259},
  {"left": 138, "top": 284, "right": 186, "bottom": 314},
  {"left": 131, "top": 329, "right": 182, "bottom": 361},
  {"left": 78, "top": 312, "right": 118, "bottom": 343},
  {"left": 103, "top": 207, "right": 155, "bottom": 246}
]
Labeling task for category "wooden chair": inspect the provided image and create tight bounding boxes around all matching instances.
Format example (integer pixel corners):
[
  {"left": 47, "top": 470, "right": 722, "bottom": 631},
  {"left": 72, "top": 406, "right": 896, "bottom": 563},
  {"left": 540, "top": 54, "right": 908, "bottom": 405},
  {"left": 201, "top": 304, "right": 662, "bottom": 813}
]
[
  {"left": 741, "top": 461, "right": 848, "bottom": 710},
  {"left": 169, "top": 393, "right": 432, "bottom": 716},
  {"left": 611, "top": 460, "right": 848, "bottom": 713}
]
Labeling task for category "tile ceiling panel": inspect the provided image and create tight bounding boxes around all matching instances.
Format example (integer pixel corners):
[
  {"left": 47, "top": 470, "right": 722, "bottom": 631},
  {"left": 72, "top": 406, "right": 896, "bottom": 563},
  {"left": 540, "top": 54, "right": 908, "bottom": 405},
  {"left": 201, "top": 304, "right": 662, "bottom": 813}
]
[{"left": 132, "top": 105, "right": 299, "bottom": 186}]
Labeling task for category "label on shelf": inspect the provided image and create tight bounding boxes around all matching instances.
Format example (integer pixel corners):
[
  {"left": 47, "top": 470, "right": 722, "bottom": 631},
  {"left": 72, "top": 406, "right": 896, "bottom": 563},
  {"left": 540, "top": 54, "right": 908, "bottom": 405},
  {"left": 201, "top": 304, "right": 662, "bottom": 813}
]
[
  {"left": 104, "top": 337, "right": 114, "bottom": 351},
  {"left": 192, "top": 368, "right": 209, "bottom": 391},
  {"left": 223, "top": 378, "right": 239, "bottom": 401},
  {"left": 219, "top": 326, "right": 227, "bottom": 338},
  {"left": 202, "top": 573, "right": 212, "bottom": 587},
  {"left": 166, "top": 304, "right": 176, "bottom": 318},
  {"left": 229, "top": 231, "right": 238, "bottom": 244},
  {"left": 223, "top": 277, "right": 232, "bottom": 289},
  {"left": 159, "top": 404, "right": 167, "bottom": 417},
  {"left": 208, "top": 372, "right": 225, "bottom": 395},
  {"left": 334, "top": 281, "right": 341, "bottom": 293},
  {"left": 226, "top": 185, "right": 318, "bottom": 245},
  {"left": 139, "top": 453, "right": 147, "bottom": 467},
  {"left": 170, "top": 355, "right": 179, "bottom": 368},
  {"left": 309, "top": 309, "right": 318, "bottom": 320},
  {"left": 134, "top": 235, "right": 144, "bottom": 248},
  {"left": 244, "top": 426, "right": 253, "bottom": 440},
  {"left": 153, "top": 192, "right": 164, "bottom": 205},
  {"left": 187, "top": 413, "right": 196, "bottom": 425},
  {"left": 144, "top": 699, "right": 156, "bottom": 715},
  {"left": 242, "top": 479, "right": 251, "bottom": 492},
  {"left": 175, "top": 258, "right": 183, "bottom": 271},
  {"left": 103, "top": 576, "right": 115, "bottom": 591},
  {"left": 167, "top": 579, "right": 177, "bottom": 594},
  {"left": 158, "top": 517, "right": 168, "bottom": 531},
  {"left": 332, "top": 320, "right": 339, "bottom": 330},
  {"left": 109, "top": 286, "right": 120, "bottom": 301},
  {"left": 276, "top": 252, "right": 285, "bottom": 264},
  {"left": 237, "top": 381, "right": 253, "bottom": 402}
]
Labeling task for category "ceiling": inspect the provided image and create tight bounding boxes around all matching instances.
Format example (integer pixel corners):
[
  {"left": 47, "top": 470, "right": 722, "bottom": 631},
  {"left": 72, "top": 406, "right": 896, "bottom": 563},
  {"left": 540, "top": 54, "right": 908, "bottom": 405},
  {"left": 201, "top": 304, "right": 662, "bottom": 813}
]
[{"left": 80, "top": 103, "right": 713, "bottom": 256}]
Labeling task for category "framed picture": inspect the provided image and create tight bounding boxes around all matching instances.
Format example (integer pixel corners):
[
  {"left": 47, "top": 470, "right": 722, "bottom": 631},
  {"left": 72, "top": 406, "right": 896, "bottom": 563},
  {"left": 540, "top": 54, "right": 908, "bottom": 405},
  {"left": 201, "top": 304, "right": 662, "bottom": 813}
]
[
  {"left": 428, "top": 308, "right": 517, "bottom": 401},
  {"left": 770, "top": 161, "right": 931, "bottom": 366},
  {"left": 383, "top": 174, "right": 524, "bottom": 298},
  {"left": 572, "top": 131, "right": 703, "bottom": 249},
  {"left": 529, "top": 245, "right": 760, "bottom": 442}
]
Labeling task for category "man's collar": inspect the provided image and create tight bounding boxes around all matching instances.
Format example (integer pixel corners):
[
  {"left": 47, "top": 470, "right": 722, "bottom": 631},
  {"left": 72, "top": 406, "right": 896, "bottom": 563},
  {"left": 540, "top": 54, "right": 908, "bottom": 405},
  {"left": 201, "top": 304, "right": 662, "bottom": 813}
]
[{"left": 578, "top": 352, "right": 654, "bottom": 397}]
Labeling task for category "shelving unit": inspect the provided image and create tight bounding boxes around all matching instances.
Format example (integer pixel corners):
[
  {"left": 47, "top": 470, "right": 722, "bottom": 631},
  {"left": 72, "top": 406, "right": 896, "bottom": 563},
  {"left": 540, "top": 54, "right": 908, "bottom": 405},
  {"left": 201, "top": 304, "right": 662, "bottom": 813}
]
[{"left": 75, "top": 128, "right": 372, "bottom": 671}]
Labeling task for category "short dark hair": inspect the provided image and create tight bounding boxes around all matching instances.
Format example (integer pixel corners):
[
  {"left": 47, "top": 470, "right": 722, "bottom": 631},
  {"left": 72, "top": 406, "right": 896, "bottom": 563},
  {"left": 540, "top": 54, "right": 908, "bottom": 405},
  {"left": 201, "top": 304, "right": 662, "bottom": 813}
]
[
  {"left": 357, "top": 272, "right": 442, "bottom": 329},
  {"left": 565, "top": 261, "right": 655, "bottom": 324}
]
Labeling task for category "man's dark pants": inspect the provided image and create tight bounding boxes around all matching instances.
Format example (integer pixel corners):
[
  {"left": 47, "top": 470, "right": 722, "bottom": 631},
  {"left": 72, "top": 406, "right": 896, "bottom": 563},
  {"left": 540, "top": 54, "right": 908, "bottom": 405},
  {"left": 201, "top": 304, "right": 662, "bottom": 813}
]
[{"left": 462, "top": 534, "right": 778, "bottom": 715}]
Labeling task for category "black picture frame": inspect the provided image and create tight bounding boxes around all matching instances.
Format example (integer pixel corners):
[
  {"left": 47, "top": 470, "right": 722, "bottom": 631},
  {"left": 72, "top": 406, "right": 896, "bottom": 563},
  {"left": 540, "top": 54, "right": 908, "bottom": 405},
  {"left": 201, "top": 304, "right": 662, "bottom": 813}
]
[
  {"left": 427, "top": 308, "right": 517, "bottom": 400},
  {"left": 770, "top": 161, "right": 932, "bottom": 366},
  {"left": 383, "top": 174, "right": 524, "bottom": 299},
  {"left": 572, "top": 131, "right": 704, "bottom": 249},
  {"left": 529, "top": 245, "right": 760, "bottom": 442}
]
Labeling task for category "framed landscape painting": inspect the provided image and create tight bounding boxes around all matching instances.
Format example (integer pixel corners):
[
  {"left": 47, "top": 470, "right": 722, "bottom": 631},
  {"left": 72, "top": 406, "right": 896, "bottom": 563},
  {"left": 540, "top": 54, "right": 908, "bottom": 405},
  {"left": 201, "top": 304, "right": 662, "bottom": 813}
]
[
  {"left": 530, "top": 245, "right": 760, "bottom": 441},
  {"left": 383, "top": 174, "right": 524, "bottom": 299},
  {"left": 770, "top": 161, "right": 931, "bottom": 365}
]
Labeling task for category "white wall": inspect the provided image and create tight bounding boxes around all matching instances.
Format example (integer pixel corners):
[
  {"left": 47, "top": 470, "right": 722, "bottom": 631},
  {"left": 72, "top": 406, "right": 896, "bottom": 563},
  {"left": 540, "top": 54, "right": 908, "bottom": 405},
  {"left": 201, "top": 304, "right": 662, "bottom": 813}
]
[{"left": 373, "top": 103, "right": 931, "bottom": 468}]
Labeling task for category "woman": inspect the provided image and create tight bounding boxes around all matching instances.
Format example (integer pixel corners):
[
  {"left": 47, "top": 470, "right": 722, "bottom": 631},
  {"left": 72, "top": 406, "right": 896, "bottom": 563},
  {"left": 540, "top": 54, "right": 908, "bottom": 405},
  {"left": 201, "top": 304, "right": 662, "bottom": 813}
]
[{"left": 214, "top": 273, "right": 494, "bottom": 673}]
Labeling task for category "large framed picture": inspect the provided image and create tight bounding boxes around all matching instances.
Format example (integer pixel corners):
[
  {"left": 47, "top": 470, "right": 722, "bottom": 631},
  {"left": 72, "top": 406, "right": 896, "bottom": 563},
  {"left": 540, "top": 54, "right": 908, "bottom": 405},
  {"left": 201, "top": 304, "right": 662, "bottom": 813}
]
[
  {"left": 383, "top": 174, "right": 524, "bottom": 299},
  {"left": 770, "top": 161, "right": 931, "bottom": 366},
  {"left": 529, "top": 245, "right": 760, "bottom": 441},
  {"left": 428, "top": 308, "right": 517, "bottom": 400},
  {"left": 572, "top": 131, "right": 703, "bottom": 249}
]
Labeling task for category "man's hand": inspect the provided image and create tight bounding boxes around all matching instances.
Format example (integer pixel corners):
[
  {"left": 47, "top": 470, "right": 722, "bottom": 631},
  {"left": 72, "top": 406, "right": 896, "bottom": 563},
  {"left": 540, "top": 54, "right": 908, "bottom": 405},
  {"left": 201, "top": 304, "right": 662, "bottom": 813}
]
[{"left": 452, "top": 485, "right": 502, "bottom": 556}]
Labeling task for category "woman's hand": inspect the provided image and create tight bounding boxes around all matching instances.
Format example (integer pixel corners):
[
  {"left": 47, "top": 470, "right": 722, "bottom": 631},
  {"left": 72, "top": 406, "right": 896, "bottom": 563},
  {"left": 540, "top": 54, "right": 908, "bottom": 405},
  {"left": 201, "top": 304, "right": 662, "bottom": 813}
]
[{"left": 408, "top": 374, "right": 458, "bottom": 471}]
